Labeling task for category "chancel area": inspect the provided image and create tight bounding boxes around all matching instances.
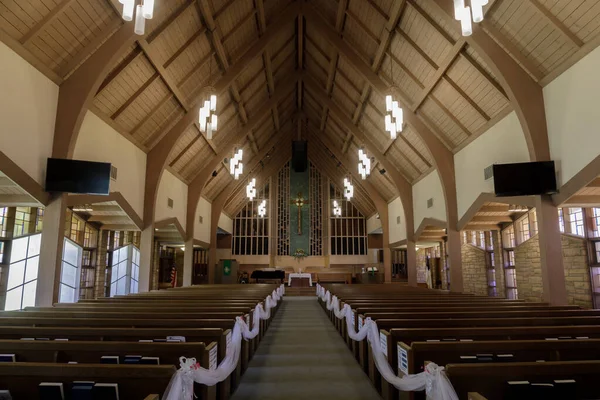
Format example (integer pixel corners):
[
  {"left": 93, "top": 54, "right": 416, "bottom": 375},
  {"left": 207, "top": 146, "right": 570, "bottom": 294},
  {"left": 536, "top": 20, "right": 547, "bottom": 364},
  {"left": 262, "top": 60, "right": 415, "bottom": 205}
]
[{"left": 1, "top": 0, "right": 600, "bottom": 398}]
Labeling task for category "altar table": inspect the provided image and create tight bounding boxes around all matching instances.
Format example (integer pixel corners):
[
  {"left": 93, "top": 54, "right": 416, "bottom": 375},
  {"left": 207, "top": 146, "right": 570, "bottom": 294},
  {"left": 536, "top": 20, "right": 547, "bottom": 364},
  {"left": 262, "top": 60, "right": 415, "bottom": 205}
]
[{"left": 288, "top": 272, "right": 312, "bottom": 287}]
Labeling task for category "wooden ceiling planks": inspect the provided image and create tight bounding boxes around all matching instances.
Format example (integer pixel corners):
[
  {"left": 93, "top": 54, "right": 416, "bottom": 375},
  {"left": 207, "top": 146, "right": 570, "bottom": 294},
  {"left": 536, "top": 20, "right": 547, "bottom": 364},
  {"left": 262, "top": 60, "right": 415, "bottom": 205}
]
[{"left": 4, "top": 0, "right": 600, "bottom": 214}]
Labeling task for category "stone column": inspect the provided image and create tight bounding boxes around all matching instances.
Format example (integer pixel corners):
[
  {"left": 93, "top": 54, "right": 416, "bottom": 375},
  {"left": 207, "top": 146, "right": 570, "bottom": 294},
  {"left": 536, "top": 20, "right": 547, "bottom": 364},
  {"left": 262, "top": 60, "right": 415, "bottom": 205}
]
[
  {"left": 440, "top": 239, "right": 448, "bottom": 290},
  {"left": 536, "top": 196, "right": 568, "bottom": 305},
  {"left": 151, "top": 240, "right": 160, "bottom": 290},
  {"left": 36, "top": 195, "right": 67, "bottom": 306}
]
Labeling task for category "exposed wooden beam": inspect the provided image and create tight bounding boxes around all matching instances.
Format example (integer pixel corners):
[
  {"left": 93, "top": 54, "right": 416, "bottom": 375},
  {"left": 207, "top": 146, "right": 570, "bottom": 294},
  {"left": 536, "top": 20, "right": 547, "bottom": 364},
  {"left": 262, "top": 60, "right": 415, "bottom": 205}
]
[
  {"left": 147, "top": 0, "right": 197, "bottom": 43},
  {"left": 480, "top": 22, "right": 544, "bottom": 82},
  {"left": 0, "top": 195, "right": 39, "bottom": 207},
  {"left": 564, "top": 195, "right": 600, "bottom": 206},
  {"left": 111, "top": 73, "right": 160, "bottom": 120},
  {"left": 397, "top": 134, "right": 432, "bottom": 168},
  {"left": 163, "top": 27, "right": 207, "bottom": 69},
  {"left": 297, "top": 13, "right": 304, "bottom": 69},
  {"left": 471, "top": 215, "right": 513, "bottom": 223},
  {"left": 20, "top": 0, "right": 77, "bottom": 45},
  {"left": 138, "top": 39, "right": 188, "bottom": 109},
  {"left": 463, "top": 224, "right": 502, "bottom": 231},
  {"left": 587, "top": 177, "right": 600, "bottom": 188},
  {"left": 96, "top": 47, "right": 143, "bottom": 95},
  {"left": 442, "top": 75, "right": 491, "bottom": 121},
  {"left": 528, "top": 0, "right": 583, "bottom": 48},
  {"left": 479, "top": 205, "right": 509, "bottom": 213},
  {"left": 412, "top": 38, "right": 466, "bottom": 110}
]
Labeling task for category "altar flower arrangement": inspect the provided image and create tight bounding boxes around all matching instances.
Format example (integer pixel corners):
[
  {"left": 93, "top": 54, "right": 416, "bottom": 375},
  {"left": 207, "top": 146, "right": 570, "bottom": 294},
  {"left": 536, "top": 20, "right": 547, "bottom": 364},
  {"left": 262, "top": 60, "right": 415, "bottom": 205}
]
[{"left": 292, "top": 248, "right": 307, "bottom": 262}]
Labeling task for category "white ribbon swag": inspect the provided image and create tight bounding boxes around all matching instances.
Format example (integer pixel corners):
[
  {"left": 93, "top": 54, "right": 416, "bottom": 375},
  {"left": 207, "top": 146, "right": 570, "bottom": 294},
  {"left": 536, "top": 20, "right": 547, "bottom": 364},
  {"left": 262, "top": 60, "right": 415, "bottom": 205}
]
[
  {"left": 163, "top": 284, "right": 285, "bottom": 400},
  {"left": 316, "top": 284, "right": 459, "bottom": 400}
]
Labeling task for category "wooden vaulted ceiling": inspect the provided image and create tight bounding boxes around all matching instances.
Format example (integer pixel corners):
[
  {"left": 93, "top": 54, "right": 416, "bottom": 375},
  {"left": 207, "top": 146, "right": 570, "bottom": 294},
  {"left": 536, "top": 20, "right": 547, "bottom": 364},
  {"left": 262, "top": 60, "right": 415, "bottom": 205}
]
[{"left": 2, "top": 0, "right": 600, "bottom": 219}]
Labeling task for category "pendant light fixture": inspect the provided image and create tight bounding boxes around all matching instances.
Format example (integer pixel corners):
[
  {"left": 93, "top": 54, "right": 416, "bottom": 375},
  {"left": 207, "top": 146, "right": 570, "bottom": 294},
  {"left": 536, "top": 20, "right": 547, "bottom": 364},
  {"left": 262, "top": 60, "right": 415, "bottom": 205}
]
[
  {"left": 384, "top": 56, "right": 403, "bottom": 139},
  {"left": 119, "top": 0, "right": 154, "bottom": 35},
  {"left": 358, "top": 148, "right": 371, "bottom": 180},
  {"left": 198, "top": 56, "right": 218, "bottom": 139},
  {"left": 246, "top": 178, "right": 257, "bottom": 201},
  {"left": 343, "top": 177, "right": 354, "bottom": 201},
  {"left": 332, "top": 200, "right": 342, "bottom": 217},
  {"left": 230, "top": 149, "right": 243, "bottom": 180},
  {"left": 454, "top": 0, "right": 488, "bottom": 37},
  {"left": 258, "top": 200, "right": 267, "bottom": 218}
]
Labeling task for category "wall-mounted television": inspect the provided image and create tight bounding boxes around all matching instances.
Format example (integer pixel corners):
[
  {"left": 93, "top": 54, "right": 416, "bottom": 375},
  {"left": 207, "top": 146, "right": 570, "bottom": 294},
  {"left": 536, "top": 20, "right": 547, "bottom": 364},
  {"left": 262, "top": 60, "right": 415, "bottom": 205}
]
[
  {"left": 493, "top": 161, "right": 557, "bottom": 197},
  {"left": 45, "top": 158, "right": 111, "bottom": 195}
]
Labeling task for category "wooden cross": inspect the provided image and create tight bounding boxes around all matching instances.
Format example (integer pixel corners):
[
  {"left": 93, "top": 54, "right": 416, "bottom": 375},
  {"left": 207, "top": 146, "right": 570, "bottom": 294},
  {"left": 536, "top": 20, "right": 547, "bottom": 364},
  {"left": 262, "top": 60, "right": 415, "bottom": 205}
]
[{"left": 290, "top": 192, "right": 309, "bottom": 236}]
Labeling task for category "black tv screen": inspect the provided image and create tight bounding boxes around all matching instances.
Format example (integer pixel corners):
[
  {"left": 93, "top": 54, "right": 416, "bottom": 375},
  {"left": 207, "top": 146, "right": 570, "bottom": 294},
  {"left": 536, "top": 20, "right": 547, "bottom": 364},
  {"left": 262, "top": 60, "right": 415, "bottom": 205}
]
[
  {"left": 45, "top": 158, "right": 111, "bottom": 195},
  {"left": 493, "top": 161, "right": 557, "bottom": 197}
]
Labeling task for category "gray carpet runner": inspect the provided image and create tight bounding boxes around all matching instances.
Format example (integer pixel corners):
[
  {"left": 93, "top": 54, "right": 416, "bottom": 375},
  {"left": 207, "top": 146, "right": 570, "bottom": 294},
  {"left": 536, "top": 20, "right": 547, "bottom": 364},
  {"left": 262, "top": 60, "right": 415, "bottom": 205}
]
[{"left": 231, "top": 297, "right": 381, "bottom": 400}]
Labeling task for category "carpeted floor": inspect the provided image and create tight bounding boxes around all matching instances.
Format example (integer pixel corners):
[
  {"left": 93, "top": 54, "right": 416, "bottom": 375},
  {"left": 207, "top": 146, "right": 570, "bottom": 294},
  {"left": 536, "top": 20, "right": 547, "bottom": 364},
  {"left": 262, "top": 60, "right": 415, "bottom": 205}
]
[{"left": 230, "top": 297, "right": 381, "bottom": 400}]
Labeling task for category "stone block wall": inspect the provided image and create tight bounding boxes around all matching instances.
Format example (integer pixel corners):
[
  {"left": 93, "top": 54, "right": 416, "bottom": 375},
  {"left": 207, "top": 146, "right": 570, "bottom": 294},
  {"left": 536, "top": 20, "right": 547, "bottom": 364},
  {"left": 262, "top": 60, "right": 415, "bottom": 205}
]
[
  {"left": 514, "top": 236, "right": 544, "bottom": 302},
  {"left": 562, "top": 235, "right": 592, "bottom": 308},
  {"left": 461, "top": 243, "right": 488, "bottom": 296},
  {"left": 416, "top": 249, "right": 426, "bottom": 283},
  {"left": 94, "top": 230, "right": 109, "bottom": 298},
  {"left": 492, "top": 231, "right": 506, "bottom": 298}
]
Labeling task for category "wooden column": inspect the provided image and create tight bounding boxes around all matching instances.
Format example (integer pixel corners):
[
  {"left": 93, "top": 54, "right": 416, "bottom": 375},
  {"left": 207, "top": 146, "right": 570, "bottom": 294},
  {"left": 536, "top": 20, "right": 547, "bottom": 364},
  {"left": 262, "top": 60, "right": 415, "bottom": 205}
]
[
  {"left": 138, "top": 225, "right": 154, "bottom": 292},
  {"left": 536, "top": 195, "right": 568, "bottom": 305},
  {"left": 36, "top": 195, "right": 67, "bottom": 306},
  {"left": 183, "top": 238, "right": 194, "bottom": 286},
  {"left": 407, "top": 240, "right": 417, "bottom": 287},
  {"left": 447, "top": 229, "right": 463, "bottom": 292}
]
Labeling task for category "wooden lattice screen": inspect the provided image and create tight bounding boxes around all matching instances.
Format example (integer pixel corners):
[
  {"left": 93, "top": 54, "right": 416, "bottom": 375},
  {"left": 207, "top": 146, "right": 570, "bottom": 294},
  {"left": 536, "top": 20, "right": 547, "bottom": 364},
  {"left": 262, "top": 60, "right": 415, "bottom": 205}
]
[
  {"left": 329, "top": 183, "right": 367, "bottom": 255},
  {"left": 232, "top": 183, "right": 269, "bottom": 255},
  {"left": 309, "top": 162, "right": 323, "bottom": 256},
  {"left": 277, "top": 161, "right": 290, "bottom": 256}
]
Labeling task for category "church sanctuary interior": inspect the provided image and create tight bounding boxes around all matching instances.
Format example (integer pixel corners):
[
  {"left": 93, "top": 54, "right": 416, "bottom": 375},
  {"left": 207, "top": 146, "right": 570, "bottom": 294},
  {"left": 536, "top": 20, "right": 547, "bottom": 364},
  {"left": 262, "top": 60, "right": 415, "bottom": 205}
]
[{"left": 3, "top": 0, "right": 600, "bottom": 399}]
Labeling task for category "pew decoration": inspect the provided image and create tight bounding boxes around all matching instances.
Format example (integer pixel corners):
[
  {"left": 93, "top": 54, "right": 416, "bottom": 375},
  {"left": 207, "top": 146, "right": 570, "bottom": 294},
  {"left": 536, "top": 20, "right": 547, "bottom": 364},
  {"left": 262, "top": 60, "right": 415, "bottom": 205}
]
[
  {"left": 163, "top": 284, "right": 285, "bottom": 400},
  {"left": 316, "top": 285, "right": 459, "bottom": 400}
]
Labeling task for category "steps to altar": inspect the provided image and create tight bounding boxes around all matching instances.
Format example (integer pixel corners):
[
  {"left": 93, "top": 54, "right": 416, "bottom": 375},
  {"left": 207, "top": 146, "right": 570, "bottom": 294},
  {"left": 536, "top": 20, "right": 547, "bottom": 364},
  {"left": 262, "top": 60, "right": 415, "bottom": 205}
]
[{"left": 284, "top": 287, "right": 316, "bottom": 296}]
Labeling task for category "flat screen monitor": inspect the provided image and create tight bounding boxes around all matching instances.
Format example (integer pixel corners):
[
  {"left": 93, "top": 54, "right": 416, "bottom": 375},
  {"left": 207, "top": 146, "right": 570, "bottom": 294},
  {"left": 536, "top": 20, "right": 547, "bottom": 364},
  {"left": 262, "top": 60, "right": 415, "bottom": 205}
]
[
  {"left": 493, "top": 161, "right": 557, "bottom": 197},
  {"left": 45, "top": 158, "right": 111, "bottom": 195}
]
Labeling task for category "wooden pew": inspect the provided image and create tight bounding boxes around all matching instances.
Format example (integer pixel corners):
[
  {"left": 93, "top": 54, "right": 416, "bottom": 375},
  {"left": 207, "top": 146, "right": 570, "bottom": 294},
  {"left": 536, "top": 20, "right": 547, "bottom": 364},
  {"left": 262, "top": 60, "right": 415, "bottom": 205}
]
[
  {"left": 445, "top": 360, "right": 600, "bottom": 400},
  {"left": 0, "top": 363, "right": 176, "bottom": 400},
  {"left": 397, "top": 339, "right": 600, "bottom": 400},
  {"left": 0, "top": 340, "right": 215, "bottom": 399}
]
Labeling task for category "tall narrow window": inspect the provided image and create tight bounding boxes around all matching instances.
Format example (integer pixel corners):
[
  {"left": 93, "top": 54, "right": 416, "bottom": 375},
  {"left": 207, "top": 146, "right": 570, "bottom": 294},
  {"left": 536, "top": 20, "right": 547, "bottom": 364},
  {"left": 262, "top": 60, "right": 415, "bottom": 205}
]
[
  {"left": 4, "top": 233, "right": 41, "bottom": 310},
  {"left": 59, "top": 238, "right": 82, "bottom": 303},
  {"left": 110, "top": 245, "right": 129, "bottom": 296},
  {"left": 591, "top": 208, "right": 600, "bottom": 238},
  {"left": 558, "top": 208, "right": 565, "bottom": 233},
  {"left": 569, "top": 207, "right": 585, "bottom": 236},
  {"left": 232, "top": 183, "right": 269, "bottom": 255},
  {"left": 330, "top": 184, "right": 367, "bottom": 256},
  {"left": 130, "top": 246, "right": 140, "bottom": 294}
]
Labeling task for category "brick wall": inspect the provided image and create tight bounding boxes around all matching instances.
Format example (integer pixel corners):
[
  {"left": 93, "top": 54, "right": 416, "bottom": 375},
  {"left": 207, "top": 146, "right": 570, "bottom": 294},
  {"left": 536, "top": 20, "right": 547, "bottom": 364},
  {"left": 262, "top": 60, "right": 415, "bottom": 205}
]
[
  {"left": 461, "top": 243, "right": 488, "bottom": 296},
  {"left": 562, "top": 235, "right": 592, "bottom": 308}
]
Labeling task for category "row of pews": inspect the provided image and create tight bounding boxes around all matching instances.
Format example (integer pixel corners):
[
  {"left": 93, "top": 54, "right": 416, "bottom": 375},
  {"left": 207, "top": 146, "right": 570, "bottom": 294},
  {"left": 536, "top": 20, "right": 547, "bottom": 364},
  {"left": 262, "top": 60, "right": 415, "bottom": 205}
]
[
  {"left": 0, "top": 284, "right": 281, "bottom": 399},
  {"left": 319, "top": 284, "right": 600, "bottom": 400}
]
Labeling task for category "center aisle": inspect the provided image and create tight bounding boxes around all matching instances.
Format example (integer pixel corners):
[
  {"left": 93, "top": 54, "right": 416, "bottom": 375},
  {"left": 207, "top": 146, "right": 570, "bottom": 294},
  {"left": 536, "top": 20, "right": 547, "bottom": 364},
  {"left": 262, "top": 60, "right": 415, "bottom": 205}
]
[{"left": 231, "top": 296, "right": 381, "bottom": 400}]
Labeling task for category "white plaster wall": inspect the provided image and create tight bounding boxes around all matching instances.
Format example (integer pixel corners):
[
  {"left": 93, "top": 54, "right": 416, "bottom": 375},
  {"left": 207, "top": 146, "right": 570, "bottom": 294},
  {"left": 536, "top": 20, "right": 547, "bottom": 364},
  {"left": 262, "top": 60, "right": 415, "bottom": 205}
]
[
  {"left": 74, "top": 111, "right": 146, "bottom": 217},
  {"left": 545, "top": 45, "right": 600, "bottom": 186},
  {"left": 454, "top": 111, "right": 529, "bottom": 219},
  {"left": 0, "top": 42, "right": 58, "bottom": 185},
  {"left": 367, "top": 215, "right": 382, "bottom": 234},
  {"left": 388, "top": 197, "right": 407, "bottom": 244},
  {"left": 218, "top": 212, "right": 233, "bottom": 234},
  {"left": 194, "top": 197, "right": 211, "bottom": 243},
  {"left": 155, "top": 170, "right": 187, "bottom": 229},
  {"left": 413, "top": 171, "right": 446, "bottom": 230}
]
